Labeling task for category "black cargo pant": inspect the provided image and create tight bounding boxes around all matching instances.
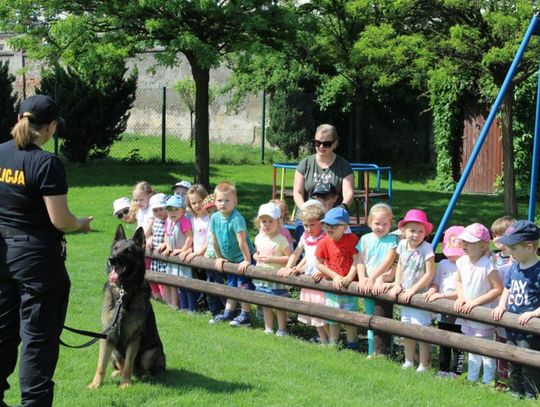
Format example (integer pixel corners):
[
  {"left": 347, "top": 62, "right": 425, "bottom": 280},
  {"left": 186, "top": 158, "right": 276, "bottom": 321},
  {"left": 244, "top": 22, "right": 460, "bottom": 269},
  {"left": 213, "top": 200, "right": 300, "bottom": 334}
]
[
  {"left": 0, "top": 234, "right": 70, "bottom": 407},
  {"left": 506, "top": 330, "right": 540, "bottom": 397}
]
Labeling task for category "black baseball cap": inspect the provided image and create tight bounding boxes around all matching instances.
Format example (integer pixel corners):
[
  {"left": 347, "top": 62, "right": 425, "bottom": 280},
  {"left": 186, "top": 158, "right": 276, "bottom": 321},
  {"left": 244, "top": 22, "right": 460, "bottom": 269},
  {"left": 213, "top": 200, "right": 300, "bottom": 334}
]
[
  {"left": 19, "top": 95, "right": 63, "bottom": 125},
  {"left": 497, "top": 220, "right": 540, "bottom": 246},
  {"left": 311, "top": 182, "right": 337, "bottom": 197}
]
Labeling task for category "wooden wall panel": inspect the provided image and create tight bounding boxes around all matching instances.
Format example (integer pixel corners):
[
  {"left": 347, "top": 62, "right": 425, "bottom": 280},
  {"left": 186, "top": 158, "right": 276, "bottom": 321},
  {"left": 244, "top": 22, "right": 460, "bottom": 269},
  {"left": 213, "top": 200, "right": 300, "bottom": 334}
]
[{"left": 461, "top": 101, "right": 503, "bottom": 194}]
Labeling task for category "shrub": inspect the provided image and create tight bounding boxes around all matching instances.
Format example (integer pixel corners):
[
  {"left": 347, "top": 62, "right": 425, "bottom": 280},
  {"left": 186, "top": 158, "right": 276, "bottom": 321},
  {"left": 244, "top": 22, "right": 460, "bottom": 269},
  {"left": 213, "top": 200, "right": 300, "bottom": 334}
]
[
  {"left": 38, "top": 64, "right": 137, "bottom": 163},
  {"left": 0, "top": 61, "right": 18, "bottom": 143},
  {"left": 267, "top": 91, "right": 318, "bottom": 158}
]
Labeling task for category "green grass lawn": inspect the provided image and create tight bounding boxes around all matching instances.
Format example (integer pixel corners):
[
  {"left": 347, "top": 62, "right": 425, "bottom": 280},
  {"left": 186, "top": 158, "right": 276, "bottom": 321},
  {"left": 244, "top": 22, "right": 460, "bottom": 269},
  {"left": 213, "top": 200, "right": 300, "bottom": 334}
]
[{"left": 3, "top": 159, "right": 532, "bottom": 406}]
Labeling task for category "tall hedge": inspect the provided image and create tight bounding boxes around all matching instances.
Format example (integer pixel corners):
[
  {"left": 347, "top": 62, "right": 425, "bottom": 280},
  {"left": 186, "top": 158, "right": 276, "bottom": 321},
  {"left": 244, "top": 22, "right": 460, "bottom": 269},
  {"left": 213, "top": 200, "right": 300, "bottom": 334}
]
[
  {"left": 38, "top": 64, "right": 137, "bottom": 163},
  {"left": 0, "top": 61, "right": 18, "bottom": 143},
  {"left": 267, "top": 91, "right": 318, "bottom": 158}
]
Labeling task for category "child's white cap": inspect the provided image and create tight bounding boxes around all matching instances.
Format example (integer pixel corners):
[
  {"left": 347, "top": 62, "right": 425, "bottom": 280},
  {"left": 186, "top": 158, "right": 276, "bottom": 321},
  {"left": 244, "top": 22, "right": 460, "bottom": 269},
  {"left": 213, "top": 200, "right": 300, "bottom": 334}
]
[
  {"left": 172, "top": 180, "right": 192, "bottom": 191},
  {"left": 258, "top": 202, "right": 281, "bottom": 220},
  {"left": 149, "top": 193, "right": 168, "bottom": 210},
  {"left": 113, "top": 197, "right": 131, "bottom": 215},
  {"left": 301, "top": 199, "right": 324, "bottom": 210}
]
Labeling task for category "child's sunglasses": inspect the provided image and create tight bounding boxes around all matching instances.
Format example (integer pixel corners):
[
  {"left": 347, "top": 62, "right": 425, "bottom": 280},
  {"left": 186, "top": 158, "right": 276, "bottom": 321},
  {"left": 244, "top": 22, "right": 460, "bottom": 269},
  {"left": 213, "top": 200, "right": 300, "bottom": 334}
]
[
  {"left": 115, "top": 208, "right": 129, "bottom": 219},
  {"left": 314, "top": 139, "right": 335, "bottom": 148}
]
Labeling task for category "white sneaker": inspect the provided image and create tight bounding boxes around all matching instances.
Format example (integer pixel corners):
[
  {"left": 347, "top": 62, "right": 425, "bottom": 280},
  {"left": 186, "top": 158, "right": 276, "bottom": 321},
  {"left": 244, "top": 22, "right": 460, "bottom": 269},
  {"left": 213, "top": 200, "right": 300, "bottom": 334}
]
[
  {"left": 402, "top": 360, "right": 414, "bottom": 369},
  {"left": 416, "top": 364, "right": 429, "bottom": 373},
  {"left": 264, "top": 328, "right": 273, "bottom": 335},
  {"left": 275, "top": 329, "right": 287, "bottom": 337}
]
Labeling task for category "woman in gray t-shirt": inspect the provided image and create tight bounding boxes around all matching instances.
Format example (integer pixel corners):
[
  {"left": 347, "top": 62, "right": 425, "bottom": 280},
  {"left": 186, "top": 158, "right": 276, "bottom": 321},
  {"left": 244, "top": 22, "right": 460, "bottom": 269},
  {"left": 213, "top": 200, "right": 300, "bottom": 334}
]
[{"left": 293, "top": 124, "right": 354, "bottom": 209}]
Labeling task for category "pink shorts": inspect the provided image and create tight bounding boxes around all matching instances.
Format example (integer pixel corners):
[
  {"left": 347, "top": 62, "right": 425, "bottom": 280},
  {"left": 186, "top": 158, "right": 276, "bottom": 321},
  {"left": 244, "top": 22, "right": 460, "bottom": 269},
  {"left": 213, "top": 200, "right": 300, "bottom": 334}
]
[{"left": 298, "top": 288, "right": 327, "bottom": 327}]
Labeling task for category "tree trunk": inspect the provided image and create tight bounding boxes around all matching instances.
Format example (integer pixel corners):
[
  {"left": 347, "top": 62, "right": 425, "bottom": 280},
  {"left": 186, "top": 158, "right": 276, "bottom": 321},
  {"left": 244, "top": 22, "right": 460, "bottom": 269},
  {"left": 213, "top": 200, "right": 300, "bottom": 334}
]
[
  {"left": 500, "top": 86, "right": 517, "bottom": 216},
  {"left": 186, "top": 53, "right": 210, "bottom": 189}
]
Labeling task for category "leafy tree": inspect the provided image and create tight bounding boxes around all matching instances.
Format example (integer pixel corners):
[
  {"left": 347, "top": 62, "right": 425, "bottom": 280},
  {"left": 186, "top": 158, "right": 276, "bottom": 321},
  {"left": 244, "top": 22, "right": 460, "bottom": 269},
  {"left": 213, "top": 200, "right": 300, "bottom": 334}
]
[
  {"left": 174, "top": 78, "right": 218, "bottom": 148},
  {"left": 423, "top": 1, "right": 540, "bottom": 215},
  {"left": 0, "top": 0, "right": 297, "bottom": 187},
  {"left": 0, "top": 60, "right": 18, "bottom": 143},
  {"left": 229, "top": 1, "right": 432, "bottom": 161},
  {"left": 38, "top": 64, "right": 136, "bottom": 163}
]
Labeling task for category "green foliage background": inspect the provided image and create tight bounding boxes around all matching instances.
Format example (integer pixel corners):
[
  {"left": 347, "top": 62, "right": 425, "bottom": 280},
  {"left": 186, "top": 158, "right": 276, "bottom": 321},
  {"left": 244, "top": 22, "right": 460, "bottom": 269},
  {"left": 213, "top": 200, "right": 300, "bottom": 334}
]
[
  {"left": 38, "top": 64, "right": 137, "bottom": 163},
  {"left": 0, "top": 60, "right": 18, "bottom": 143}
]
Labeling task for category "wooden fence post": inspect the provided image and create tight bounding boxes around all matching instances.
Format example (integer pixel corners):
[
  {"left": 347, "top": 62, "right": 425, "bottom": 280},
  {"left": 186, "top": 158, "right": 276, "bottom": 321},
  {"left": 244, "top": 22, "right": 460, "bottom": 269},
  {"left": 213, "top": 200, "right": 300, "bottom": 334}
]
[{"left": 373, "top": 300, "right": 393, "bottom": 355}]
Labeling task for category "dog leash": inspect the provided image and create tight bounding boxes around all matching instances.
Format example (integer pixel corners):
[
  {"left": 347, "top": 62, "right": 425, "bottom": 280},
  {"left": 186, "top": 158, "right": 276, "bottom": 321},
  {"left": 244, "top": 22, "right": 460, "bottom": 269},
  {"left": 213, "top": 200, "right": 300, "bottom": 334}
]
[{"left": 60, "top": 289, "right": 125, "bottom": 349}]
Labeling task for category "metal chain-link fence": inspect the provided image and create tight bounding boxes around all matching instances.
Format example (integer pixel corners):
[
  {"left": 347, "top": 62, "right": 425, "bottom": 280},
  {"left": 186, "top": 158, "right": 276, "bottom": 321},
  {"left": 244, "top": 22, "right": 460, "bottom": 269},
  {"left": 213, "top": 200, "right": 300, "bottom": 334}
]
[{"left": 112, "top": 87, "right": 283, "bottom": 164}]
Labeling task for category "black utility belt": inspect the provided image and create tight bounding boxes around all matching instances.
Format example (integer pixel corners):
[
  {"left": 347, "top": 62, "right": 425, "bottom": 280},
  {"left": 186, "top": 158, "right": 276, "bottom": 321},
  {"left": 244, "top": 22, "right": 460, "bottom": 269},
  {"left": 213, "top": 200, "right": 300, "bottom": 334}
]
[
  {"left": 0, "top": 227, "right": 63, "bottom": 240},
  {"left": 0, "top": 227, "right": 66, "bottom": 259}
]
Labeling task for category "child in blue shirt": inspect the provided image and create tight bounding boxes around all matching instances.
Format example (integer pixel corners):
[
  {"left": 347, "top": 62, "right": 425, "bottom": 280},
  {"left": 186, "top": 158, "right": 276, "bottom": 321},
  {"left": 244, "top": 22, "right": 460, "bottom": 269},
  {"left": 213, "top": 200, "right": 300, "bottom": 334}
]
[
  {"left": 356, "top": 203, "right": 397, "bottom": 355},
  {"left": 492, "top": 220, "right": 540, "bottom": 399},
  {"left": 208, "top": 181, "right": 255, "bottom": 327}
]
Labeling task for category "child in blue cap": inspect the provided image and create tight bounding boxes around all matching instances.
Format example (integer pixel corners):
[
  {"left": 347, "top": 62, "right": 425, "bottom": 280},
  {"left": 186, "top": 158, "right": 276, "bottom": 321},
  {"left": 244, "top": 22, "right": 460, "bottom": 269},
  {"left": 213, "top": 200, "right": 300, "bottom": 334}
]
[
  {"left": 158, "top": 194, "right": 195, "bottom": 311},
  {"left": 315, "top": 206, "right": 359, "bottom": 349},
  {"left": 492, "top": 220, "right": 540, "bottom": 399}
]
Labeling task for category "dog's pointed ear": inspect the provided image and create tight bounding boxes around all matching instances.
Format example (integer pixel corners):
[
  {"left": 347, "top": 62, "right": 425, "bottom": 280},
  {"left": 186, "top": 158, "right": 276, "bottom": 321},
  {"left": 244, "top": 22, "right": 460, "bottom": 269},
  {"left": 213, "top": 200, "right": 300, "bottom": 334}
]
[
  {"left": 113, "top": 224, "right": 126, "bottom": 244},
  {"left": 132, "top": 227, "right": 146, "bottom": 249}
]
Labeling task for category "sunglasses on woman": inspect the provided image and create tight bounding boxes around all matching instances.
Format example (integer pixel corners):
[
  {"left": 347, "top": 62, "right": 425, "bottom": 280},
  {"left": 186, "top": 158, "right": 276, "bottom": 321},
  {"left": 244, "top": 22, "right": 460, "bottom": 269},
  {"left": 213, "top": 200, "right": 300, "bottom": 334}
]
[
  {"left": 314, "top": 139, "right": 335, "bottom": 148},
  {"left": 115, "top": 208, "right": 129, "bottom": 219}
]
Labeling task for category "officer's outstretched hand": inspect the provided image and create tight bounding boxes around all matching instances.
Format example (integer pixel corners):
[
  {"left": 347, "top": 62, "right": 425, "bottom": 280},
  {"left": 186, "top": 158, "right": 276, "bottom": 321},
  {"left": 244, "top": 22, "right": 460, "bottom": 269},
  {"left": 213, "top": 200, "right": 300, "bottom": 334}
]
[{"left": 78, "top": 216, "right": 94, "bottom": 233}]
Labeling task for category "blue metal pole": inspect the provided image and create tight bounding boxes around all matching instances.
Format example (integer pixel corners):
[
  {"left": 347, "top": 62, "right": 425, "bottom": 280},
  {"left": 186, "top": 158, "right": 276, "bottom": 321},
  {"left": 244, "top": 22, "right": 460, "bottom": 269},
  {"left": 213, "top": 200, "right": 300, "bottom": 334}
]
[
  {"left": 432, "top": 14, "right": 540, "bottom": 249},
  {"left": 528, "top": 65, "right": 540, "bottom": 221}
]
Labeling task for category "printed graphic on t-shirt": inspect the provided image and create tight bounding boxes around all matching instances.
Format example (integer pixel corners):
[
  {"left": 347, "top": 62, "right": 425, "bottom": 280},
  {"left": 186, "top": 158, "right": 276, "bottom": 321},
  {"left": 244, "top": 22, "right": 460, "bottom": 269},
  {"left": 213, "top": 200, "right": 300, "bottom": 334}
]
[
  {"left": 508, "top": 280, "right": 532, "bottom": 308},
  {"left": 312, "top": 169, "right": 332, "bottom": 186},
  {"left": 506, "top": 262, "right": 540, "bottom": 315}
]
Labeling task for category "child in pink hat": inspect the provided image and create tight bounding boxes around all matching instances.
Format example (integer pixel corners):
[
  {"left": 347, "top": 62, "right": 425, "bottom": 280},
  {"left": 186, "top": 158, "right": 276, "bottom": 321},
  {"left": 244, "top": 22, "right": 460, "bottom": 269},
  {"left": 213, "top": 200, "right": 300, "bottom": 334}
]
[
  {"left": 454, "top": 223, "right": 503, "bottom": 384},
  {"left": 389, "top": 209, "right": 435, "bottom": 372},
  {"left": 423, "top": 225, "right": 465, "bottom": 377}
]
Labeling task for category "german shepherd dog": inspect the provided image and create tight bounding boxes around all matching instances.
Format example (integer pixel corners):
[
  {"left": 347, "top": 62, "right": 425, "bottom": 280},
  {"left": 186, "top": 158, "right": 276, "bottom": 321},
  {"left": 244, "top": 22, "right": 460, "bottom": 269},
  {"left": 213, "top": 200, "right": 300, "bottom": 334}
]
[{"left": 88, "top": 225, "right": 166, "bottom": 389}]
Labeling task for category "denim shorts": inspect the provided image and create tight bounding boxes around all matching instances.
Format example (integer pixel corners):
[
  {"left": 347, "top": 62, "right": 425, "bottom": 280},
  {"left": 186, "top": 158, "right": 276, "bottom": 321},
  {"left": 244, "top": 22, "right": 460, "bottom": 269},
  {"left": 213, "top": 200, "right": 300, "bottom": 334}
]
[
  {"left": 227, "top": 274, "right": 254, "bottom": 290},
  {"left": 401, "top": 306, "right": 432, "bottom": 327},
  {"left": 326, "top": 293, "right": 359, "bottom": 311},
  {"left": 255, "top": 285, "right": 290, "bottom": 297}
]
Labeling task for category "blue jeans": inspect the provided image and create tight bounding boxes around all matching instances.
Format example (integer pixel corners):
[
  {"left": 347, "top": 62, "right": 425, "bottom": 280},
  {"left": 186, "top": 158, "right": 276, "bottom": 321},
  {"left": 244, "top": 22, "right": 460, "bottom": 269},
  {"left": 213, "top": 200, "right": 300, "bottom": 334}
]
[
  {"left": 206, "top": 271, "right": 226, "bottom": 316},
  {"left": 178, "top": 288, "right": 198, "bottom": 312},
  {"left": 226, "top": 274, "right": 255, "bottom": 290}
]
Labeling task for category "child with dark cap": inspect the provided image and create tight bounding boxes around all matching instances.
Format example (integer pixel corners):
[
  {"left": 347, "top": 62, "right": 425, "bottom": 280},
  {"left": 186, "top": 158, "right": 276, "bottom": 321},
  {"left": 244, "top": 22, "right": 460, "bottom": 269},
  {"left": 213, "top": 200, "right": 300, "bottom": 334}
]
[
  {"left": 492, "top": 220, "right": 540, "bottom": 399},
  {"left": 311, "top": 182, "right": 338, "bottom": 213}
]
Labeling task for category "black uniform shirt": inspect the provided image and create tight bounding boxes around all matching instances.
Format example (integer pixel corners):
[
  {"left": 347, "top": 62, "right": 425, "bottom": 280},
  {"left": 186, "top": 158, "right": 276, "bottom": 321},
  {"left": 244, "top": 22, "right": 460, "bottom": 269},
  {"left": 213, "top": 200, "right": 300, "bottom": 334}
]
[{"left": 0, "top": 139, "right": 68, "bottom": 236}]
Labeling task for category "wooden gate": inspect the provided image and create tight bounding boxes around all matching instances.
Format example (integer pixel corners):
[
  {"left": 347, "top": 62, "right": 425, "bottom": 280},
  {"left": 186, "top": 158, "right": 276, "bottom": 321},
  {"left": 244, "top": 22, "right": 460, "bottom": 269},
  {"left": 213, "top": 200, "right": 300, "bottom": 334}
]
[{"left": 461, "top": 99, "right": 503, "bottom": 194}]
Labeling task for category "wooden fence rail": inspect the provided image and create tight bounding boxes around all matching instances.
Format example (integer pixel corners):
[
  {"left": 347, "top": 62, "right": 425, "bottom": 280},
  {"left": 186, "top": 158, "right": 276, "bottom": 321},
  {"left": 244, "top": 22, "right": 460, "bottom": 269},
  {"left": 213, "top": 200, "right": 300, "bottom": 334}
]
[
  {"left": 146, "top": 252, "right": 540, "bottom": 369},
  {"left": 146, "top": 251, "right": 540, "bottom": 335}
]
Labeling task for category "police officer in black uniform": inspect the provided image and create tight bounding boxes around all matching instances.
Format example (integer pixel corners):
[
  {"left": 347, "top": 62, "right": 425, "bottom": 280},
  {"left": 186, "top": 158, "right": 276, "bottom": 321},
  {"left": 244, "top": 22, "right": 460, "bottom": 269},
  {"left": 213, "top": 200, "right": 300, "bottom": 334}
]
[{"left": 0, "top": 95, "right": 93, "bottom": 407}]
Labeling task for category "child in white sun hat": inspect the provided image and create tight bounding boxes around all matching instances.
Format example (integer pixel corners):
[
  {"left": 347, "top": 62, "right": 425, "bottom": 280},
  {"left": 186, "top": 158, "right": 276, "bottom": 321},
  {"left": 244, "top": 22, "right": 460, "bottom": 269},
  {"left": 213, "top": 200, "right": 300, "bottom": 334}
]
[
  {"left": 253, "top": 202, "right": 293, "bottom": 336},
  {"left": 112, "top": 197, "right": 132, "bottom": 222}
]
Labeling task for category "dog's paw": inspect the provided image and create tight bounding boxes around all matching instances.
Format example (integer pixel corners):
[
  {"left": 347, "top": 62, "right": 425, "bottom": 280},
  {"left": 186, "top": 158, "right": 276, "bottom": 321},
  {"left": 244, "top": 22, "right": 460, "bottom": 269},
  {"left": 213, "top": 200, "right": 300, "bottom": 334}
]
[
  {"left": 111, "top": 370, "right": 122, "bottom": 378},
  {"left": 119, "top": 381, "right": 132, "bottom": 389},
  {"left": 87, "top": 380, "right": 102, "bottom": 390}
]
